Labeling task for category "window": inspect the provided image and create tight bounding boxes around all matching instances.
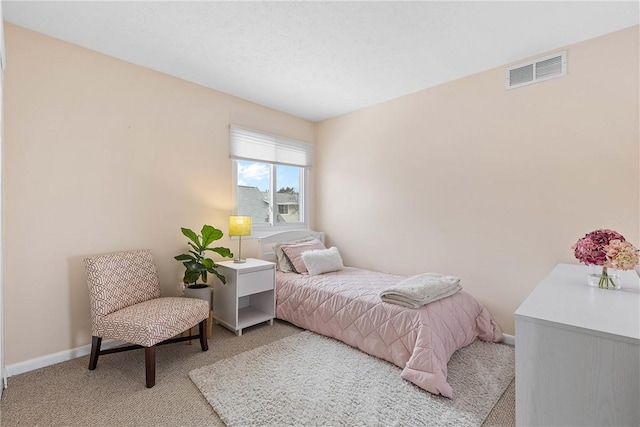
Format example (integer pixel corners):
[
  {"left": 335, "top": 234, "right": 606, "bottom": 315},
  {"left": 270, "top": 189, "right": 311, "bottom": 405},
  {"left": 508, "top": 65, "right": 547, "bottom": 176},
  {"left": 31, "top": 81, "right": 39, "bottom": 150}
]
[{"left": 230, "top": 125, "right": 312, "bottom": 231}]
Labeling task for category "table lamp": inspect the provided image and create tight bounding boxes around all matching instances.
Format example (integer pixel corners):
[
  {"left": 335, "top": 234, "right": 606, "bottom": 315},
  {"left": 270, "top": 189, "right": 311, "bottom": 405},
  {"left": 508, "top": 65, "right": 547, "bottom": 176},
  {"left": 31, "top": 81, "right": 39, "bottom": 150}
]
[{"left": 229, "top": 215, "right": 252, "bottom": 263}]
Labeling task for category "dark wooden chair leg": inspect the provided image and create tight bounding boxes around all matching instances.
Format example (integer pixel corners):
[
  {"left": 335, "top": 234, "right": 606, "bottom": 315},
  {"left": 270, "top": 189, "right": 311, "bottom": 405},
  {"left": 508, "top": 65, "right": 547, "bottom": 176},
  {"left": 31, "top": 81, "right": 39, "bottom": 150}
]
[
  {"left": 88, "top": 322, "right": 207, "bottom": 387},
  {"left": 145, "top": 346, "right": 156, "bottom": 388},
  {"left": 89, "top": 336, "right": 102, "bottom": 370},
  {"left": 199, "top": 319, "right": 209, "bottom": 351}
]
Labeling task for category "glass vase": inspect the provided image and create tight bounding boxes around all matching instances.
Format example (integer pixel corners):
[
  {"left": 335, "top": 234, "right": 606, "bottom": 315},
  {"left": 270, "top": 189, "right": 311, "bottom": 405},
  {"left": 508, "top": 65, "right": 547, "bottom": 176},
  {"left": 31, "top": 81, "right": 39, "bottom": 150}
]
[{"left": 587, "top": 265, "right": 621, "bottom": 290}]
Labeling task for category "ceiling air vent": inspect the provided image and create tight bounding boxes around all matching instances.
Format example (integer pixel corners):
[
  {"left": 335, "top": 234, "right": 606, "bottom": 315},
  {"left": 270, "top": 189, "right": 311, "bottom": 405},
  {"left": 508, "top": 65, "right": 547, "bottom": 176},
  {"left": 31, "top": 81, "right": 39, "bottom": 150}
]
[{"left": 506, "top": 51, "right": 566, "bottom": 90}]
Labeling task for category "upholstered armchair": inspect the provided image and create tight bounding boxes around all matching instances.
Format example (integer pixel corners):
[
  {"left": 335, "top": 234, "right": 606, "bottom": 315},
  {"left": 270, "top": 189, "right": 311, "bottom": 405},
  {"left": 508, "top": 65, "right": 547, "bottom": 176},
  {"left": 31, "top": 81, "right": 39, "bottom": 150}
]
[{"left": 84, "top": 249, "right": 210, "bottom": 388}]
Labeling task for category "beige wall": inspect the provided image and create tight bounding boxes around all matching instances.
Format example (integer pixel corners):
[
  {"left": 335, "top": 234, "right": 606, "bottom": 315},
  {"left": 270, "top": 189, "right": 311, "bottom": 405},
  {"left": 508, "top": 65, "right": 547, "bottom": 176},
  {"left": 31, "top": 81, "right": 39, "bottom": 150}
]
[
  {"left": 315, "top": 26, "right": 639, "bottom": 335},
  {"left": 3, "top": 22, "right": 639, "bottom": 366},
  {"left": 2, "top": 24, "right": 315, "bottom": 365}
]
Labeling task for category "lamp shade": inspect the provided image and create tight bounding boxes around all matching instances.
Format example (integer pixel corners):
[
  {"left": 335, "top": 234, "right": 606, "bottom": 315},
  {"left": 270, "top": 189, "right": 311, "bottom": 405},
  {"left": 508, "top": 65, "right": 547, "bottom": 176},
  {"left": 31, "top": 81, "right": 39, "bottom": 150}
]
[{"left": 229, "top": 216, "right": 252, "bottom": 236}]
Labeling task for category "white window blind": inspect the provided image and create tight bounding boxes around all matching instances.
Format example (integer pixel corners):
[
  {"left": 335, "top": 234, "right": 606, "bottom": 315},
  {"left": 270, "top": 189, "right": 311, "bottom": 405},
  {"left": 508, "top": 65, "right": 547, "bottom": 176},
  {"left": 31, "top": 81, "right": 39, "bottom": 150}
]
[{"left": 230, "top": 125, "right": 313, "bottom": 168}]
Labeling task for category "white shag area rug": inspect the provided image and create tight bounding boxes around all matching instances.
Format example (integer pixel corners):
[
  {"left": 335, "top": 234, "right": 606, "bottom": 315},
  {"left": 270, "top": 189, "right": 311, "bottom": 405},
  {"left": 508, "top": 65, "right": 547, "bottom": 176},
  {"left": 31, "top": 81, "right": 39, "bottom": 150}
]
[{"left": 190, "top": 331, "right": 514, "bottom": 426}]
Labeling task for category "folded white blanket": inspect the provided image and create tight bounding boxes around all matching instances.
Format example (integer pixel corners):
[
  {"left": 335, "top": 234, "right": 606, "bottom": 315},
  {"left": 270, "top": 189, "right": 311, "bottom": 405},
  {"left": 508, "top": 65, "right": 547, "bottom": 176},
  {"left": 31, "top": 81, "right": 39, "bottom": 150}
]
[{"left": 379, "top": 273, "right": 462, "bottom": 308}]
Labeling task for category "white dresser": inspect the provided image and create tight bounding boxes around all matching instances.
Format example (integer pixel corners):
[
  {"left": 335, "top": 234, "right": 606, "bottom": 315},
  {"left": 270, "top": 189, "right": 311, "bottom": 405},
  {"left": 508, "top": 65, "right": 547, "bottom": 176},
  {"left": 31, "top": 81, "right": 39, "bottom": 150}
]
[{"left": 515, "top": 263, "right": 640, "bottom": 427}]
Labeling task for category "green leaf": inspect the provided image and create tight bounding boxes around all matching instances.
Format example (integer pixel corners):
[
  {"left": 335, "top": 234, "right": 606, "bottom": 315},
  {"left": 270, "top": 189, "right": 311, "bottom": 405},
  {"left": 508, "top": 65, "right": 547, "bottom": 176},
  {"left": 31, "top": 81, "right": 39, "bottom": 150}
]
[
  {"left": 174, "top": 254, "right": 195, "bottom": 261},
  {"left": 206, "top": 247, "right": 234, "bottom": 258},
  {"left": 201, "top": 258, "right": 214, "bottom": 269},
  {"left": 211, "top": 269, "right": 227, "bottom": 285},
  {"left": 200, "top": 225, "right": 223, "bottom": 248},
  {"left": 181, "top": 228, "right": 200, "bottom": 247},
  {"left": 201, "top": 270, "right": 208, "bottom": 283},
  {"left": 183, "top": 270, "right": 200, "bottom": 284},
  {"left": 184, "top": 261, "right": 205, "bottom": 272},
  {"left": 187, "top": 241, "right": 202, "bottom": 254}
]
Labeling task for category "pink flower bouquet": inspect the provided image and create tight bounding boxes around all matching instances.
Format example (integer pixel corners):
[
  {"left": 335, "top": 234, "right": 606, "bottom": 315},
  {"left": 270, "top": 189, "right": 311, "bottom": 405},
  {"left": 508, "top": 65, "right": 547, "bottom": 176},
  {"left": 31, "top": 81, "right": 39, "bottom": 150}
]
[{"left": 572, "top": 229, "right": 639, "bottom": 289}]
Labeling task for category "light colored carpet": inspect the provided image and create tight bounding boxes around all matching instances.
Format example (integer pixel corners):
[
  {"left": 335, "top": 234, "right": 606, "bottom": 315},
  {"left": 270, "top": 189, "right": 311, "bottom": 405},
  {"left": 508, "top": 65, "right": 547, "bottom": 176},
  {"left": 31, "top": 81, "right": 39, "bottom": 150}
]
[
  {"left": 0, "top": 321, "right": 515, "bottom": 426},
  {"left": 190, "top": 330, "right": 515, "bottom": 426}
]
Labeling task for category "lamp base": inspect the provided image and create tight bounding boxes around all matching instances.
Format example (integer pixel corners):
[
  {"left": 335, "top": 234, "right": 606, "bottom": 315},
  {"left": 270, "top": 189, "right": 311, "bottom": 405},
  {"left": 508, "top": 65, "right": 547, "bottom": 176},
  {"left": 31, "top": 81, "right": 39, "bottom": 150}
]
[{"left": 232, "top": 235, "right": 247, "bottom": 263}]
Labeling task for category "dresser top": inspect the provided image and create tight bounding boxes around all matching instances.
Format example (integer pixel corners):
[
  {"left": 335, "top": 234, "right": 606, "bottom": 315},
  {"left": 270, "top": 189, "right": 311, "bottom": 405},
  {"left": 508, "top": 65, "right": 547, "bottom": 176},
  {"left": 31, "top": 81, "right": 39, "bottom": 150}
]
[{"left": 515, "top": 263, "right": 640, "bottom": 342}]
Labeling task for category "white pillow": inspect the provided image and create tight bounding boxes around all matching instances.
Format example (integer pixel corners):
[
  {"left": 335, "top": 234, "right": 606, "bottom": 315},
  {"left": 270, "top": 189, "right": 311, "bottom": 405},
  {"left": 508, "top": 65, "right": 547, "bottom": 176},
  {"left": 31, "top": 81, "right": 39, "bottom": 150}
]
[{"left": 302, "top": 247, "right": 344, "bottom": 276}]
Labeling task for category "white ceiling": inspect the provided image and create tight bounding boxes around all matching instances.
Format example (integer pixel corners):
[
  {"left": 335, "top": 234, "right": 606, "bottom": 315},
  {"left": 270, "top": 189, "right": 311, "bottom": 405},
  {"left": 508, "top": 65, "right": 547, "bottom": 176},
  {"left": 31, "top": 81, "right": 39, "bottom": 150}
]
[{"left": 3, "top": 1, "right": 639, "bottom": 122}]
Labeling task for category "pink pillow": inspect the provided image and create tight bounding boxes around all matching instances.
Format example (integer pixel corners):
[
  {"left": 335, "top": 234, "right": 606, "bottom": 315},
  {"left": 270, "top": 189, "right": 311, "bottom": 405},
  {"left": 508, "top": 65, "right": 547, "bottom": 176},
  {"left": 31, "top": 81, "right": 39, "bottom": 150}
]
[
  {"left": 281, "top": 239, "right": 326, "bottom": 273},
  {"left": 274, "top": 236, "right": 317, "bottom": 272}
]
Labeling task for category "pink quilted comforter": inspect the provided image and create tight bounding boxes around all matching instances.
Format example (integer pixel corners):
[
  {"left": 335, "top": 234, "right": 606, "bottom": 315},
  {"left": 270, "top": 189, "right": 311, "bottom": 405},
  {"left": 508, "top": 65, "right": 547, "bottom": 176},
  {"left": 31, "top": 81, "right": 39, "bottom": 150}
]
[{"left": 276, "top": 267, "right": 503, "bottom": 398}]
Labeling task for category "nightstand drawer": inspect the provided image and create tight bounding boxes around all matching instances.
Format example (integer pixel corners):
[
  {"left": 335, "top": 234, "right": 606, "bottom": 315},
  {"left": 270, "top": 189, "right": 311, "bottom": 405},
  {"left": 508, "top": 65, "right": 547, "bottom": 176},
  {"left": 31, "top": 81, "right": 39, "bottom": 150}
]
[{"left": 237, "top": 269, "right": 274, "bottom": 297}]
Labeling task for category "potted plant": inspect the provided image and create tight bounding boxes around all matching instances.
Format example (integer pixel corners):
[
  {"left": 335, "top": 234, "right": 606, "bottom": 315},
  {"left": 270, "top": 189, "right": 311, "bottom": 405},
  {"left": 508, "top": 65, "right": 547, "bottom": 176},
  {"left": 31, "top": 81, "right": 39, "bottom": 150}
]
[{"left": 175, "top": 224, "right": 233, "bottom": 305}]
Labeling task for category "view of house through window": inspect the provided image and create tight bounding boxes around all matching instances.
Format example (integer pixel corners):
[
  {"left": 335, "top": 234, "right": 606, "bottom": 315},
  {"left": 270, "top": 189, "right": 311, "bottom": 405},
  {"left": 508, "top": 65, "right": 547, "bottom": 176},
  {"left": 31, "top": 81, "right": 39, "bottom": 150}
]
[
  {"left": 230, "top": 125, "right": 311, "bottom": 230},
  {"left": 236, "top": 160, "right": 302, "bottom": 226}
]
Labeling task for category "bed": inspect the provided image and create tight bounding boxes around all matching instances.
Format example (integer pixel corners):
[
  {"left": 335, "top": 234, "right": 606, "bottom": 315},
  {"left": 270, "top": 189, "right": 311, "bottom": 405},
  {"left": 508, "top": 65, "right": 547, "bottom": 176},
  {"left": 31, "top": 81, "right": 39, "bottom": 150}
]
[{"left": 258, "top": 230, "right": 503, "bottom": 398}]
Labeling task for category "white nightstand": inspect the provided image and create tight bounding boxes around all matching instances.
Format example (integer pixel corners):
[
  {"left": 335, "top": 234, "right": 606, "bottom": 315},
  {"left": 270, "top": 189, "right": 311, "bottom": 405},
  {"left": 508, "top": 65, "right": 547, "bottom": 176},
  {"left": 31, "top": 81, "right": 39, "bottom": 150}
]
[{"left": 213, "top": 258, "right": 276, "bottom": 336}]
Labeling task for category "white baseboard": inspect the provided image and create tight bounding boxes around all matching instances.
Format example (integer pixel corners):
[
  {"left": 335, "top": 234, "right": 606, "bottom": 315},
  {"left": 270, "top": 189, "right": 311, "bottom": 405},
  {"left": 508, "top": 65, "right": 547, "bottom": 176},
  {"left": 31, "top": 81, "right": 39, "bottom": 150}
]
[
  {"left": 5, "top": 339, "right": 126, "bottom": 378},
  {"left": 6, "top": 333, "right": 516, "bottom": 378},
  {"left": 502, "top": 333, "right": 515, "bottom": 346}
]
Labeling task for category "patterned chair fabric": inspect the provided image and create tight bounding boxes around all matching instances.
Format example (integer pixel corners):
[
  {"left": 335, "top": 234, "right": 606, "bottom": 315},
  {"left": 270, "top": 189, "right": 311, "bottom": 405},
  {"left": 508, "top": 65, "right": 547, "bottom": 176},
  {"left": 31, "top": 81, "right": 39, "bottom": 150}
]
[
  {"left": 85, "top": 249, "right": 161, "bottom": 318},
  {"left": 85, "top": 249, "right": 210, "bottom": 346}
]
